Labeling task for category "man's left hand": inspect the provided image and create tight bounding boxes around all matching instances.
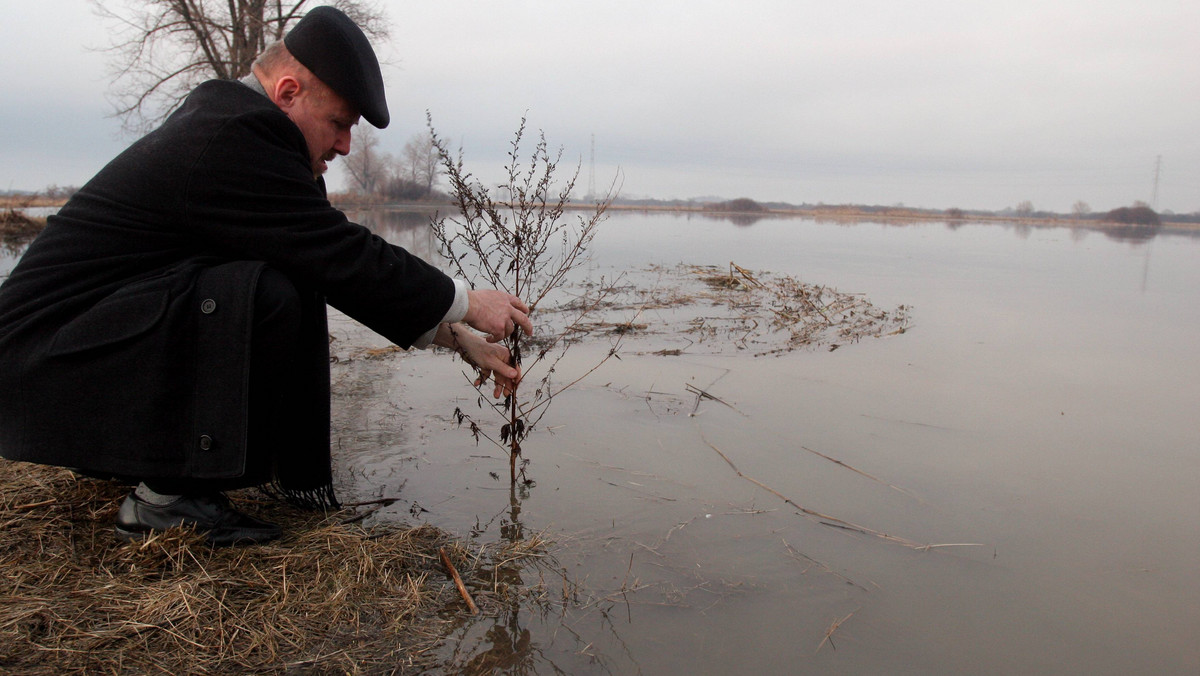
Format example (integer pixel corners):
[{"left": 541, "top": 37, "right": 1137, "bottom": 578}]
[{"left": 435, "top": 323, "right": 521, "bottom": 398}]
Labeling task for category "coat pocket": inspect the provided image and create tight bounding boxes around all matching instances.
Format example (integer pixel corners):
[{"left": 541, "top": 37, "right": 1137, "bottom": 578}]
[{"left": 47, "top": 276, "right": 177, "bottom": 357}]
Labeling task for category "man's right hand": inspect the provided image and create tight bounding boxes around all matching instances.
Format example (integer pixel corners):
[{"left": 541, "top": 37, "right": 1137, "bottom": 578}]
[{"left": 463, "top": 289, "right": 533, "bottom": 343}]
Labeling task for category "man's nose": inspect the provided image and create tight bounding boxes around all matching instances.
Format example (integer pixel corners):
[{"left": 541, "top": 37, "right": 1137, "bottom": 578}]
[{"left": 335, "top": 130, "right": 352, "bottom": 156}]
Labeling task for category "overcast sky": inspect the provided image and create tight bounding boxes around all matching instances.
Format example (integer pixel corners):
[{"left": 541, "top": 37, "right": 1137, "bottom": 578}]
[{"left": 2, "top": 0, "right": 1197, "bottom": 212}]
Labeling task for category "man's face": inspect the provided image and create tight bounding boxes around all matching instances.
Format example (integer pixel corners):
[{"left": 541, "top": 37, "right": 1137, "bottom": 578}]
[{"left": 287, "top": 86, "right": 359, "bottom": 177}]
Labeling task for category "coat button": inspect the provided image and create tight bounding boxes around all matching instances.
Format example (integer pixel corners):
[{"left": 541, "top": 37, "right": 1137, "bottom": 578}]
[
  {"left": 200, "top": 298, "right": 217, "bottom": 314},
  {"left": 198, "top": 435, "right": 213, "bottom": 451}
]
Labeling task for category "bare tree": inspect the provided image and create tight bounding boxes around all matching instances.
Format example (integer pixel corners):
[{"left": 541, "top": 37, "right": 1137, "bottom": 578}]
[
  {"left": 1072, "top": 201, "right": 1091, "bottom": 219},
  {"left": 401, "top": 134, "right": 440, "bottom": 194},
  {"left": 341, "top": 125, "right": 390, "bottom": 197},
  {"left": 1015, "top": 200, "right": 1034, "bottom": 217},
  {"left": 92, "top": 0, "right": 390, "bottom": 133}
]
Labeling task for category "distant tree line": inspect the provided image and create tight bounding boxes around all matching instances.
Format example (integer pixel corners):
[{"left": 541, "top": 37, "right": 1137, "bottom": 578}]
[
  {"left": 338, "top": 129, "right": 444, "bottom": 203},
  {"left": 593, "top": 196, "right": 1200, "bottom": 225},
  {"left": 0, "top": 187, "right": 79, "bottom": 205}
]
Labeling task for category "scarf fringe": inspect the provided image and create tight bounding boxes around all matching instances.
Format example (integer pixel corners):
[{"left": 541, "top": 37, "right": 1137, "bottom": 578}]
[{"left": 263, "top": 479, "right": 340, "bottom": 511}]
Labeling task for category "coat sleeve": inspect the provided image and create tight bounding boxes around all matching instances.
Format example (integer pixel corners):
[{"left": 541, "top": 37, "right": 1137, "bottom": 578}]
[{"left": 182, "top": 105, "right": 454, "bottom": 348}]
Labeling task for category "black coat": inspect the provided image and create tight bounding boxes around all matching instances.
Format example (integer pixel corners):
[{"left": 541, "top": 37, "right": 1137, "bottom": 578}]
[{"left": 0, "top": 80, "right": 454, "bottom": 484}]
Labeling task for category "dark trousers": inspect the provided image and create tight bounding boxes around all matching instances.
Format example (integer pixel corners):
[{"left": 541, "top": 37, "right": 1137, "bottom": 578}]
[{"left": 145, "top": 267, "right": 302, "bottom": 495}]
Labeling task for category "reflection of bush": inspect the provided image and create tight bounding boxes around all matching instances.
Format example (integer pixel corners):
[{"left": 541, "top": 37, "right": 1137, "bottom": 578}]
[
  {"left": 348, "top": 209, "right": 440, "bottom": 262},
  {"left": 1102, "top": 225, "right": 1158, "bottom": 243},
  {"left": 700, "top": 212, "right": 768, "bottom": 227},
  {"left": 725, "top": 213, "right": 765, "bottom": 227}
]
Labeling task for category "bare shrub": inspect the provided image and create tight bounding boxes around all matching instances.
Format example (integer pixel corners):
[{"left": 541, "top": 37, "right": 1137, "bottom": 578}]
[
  {"left": 1103, "top": 205, "right": 1160, "bottom": 226},
  {"left": 428, "top": 115, "right": 619, "bottom": 484}
]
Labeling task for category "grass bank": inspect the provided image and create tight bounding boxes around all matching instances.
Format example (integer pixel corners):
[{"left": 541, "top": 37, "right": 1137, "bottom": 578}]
[
  {"left": 0, "top": 460, "right": 542, "bottom": 673},
  {"left": 1, "top": 208, "right": 46, "bottom": 252}
]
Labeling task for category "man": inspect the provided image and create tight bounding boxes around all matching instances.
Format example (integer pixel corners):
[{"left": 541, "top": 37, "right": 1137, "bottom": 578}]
[{"left": 0, "top": 7, "right": 530, "bottom": 545}]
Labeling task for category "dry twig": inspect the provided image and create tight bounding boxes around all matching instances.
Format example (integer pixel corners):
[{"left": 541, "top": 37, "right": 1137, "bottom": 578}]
[{"left": 816, "top": 610, "right": 856, "bottom": 653}]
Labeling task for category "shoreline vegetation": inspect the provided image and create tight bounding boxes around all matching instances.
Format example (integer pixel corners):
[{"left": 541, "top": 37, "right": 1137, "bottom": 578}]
[
  {"left": 4, "top": 194, "right": 1197, "bottom": 246},
  {"left": 324, "top": 192, "right": 1198, "bottom": 229}
]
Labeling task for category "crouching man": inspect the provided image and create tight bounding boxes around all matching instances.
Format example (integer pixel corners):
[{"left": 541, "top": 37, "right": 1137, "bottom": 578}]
[{"left": 0, "top": 7, "right": 529, "bottom": 546}]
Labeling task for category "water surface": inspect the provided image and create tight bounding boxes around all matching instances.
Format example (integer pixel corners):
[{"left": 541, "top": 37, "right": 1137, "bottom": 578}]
[{"left": 333, "top": 211, "right": 1199, "bottom": 674}]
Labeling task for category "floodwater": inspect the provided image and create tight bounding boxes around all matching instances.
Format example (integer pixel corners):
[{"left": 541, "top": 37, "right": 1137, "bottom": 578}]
[
  {"left": 5, "top": 211, "right": 1197, "bottom": 674},
  {"left": 332, "top": 210, "right": 1200, "bottom": 675}
]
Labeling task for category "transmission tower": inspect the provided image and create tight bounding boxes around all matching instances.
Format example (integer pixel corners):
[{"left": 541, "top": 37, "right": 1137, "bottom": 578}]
[
  {"left": 1151, "top": 155, "right": 1161, "bottom": 209},
  {"left": 587, "top": 134, "right": 596, "bottom": 202}
]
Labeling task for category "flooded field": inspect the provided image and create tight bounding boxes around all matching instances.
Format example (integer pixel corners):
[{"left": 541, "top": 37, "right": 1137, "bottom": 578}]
[
  {"left": 3, "top": 211, "right": 1195, "bottom": 674},
  {"left": 329, "top": 211, "right": 1200, "bottom": 674}
]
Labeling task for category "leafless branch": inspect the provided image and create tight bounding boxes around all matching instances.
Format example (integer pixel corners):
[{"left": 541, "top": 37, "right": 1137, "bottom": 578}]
[
  {"left": 92, "top": 0, "right": 390, "bottom": 133},
  {"left": 430, "top": 115, "right": 621, "bottom": 484}
]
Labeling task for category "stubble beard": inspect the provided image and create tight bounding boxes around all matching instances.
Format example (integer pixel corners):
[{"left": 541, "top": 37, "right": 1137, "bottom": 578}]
[{"left": 313, "top": 153, "right": 335, "bottom": 179}]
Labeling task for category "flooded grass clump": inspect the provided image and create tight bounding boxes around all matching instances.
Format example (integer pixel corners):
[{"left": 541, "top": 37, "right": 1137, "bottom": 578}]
[
  {"left": 0, "top": 459, "right": 545, "bottom": 673},
  {"left": 554, "top": 262, "right": 911, "bottom": 356}
]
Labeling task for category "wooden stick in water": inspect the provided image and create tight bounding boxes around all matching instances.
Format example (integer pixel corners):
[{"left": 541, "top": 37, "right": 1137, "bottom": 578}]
[{"left": 439, "top": 547, "right": 479, "bottom": 615}]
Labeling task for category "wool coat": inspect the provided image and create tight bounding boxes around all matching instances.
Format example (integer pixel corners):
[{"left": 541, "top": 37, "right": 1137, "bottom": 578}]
[{"left": 0, "top": 80, "right": 455, "bottom": 492}]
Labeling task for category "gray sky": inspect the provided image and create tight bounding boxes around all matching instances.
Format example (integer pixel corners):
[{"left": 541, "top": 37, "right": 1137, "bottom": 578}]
[{"left": 3, "top": 0, "right": 1198, "bottom": 212}]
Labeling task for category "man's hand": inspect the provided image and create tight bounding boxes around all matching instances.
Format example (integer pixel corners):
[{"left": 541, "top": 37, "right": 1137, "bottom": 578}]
[
  {"left": 434, "top": 323, "right": 521, "bottom": 398},
  {"left": 464, "top": 289, "right": 533, "bottom": 343}
]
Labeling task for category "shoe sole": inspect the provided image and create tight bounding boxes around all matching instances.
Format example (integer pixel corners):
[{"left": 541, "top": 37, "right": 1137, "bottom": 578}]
[
  {"left": 114, "top": 525, "right": 281, "bottom": 547},
  {"left": 114, "top": 525, "right": 150, "bottom": 543}
]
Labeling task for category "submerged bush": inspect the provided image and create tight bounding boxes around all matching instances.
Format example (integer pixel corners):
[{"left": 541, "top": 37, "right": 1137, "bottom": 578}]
[
  {"left": 712, "top": 197, "right": 767, "bottom": 213},
  {"left": 1103, "top": 205, "right": 1160, "bottom": 226}
]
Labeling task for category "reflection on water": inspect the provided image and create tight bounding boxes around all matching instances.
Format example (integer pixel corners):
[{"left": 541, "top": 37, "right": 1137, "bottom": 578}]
[
  {"left": 337, "top": 209, "right": 1200, "bottom": 675},
  {"left": 0, "top": 250, "right": 19, "bottom": 279},
  {"left": 440, "top": 485, "right": 557, "bottom": 674},
  {"left": 4, "top": 208, "right": 1194, "bottom": 284},
  {"left": 694, "top": 207, "right": 1191, "bottom": 246},
  {"left": 697, "top": 211, "right": 772, "bottom": 227},
  {"left": 1098, "top": 223, "right": 1160, "bottom": 243},
  {"left": 345, "top": 207, "right": 443, "bottom": 264}
]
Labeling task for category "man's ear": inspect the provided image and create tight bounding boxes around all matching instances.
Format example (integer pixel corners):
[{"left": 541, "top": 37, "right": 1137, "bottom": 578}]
[{"left": 272, "top": 75, "right": 303, "bottom": 111}]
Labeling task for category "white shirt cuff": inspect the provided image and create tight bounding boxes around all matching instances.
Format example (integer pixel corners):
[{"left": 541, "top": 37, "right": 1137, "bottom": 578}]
[{"left": 412, "top": 279, "right": 470, "bottom": 349}]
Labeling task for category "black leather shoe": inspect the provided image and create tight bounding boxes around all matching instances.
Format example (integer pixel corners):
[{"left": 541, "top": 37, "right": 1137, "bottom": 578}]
[{"left": 115, "top": 491, "right": 282, "bottom": 546}]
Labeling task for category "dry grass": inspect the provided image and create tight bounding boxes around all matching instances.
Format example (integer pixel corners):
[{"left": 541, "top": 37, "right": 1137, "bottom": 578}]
[
  {"left": 0, "top": 459, "right": 543, "bottom": 674},
  {"left": 1, "top": 208, "right": 46, "bottom": 253}
]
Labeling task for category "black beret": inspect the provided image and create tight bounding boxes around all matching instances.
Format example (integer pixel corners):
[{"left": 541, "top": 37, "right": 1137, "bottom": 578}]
[{"left": 284, "top": 6, "right": 390, "bottom": 128}]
